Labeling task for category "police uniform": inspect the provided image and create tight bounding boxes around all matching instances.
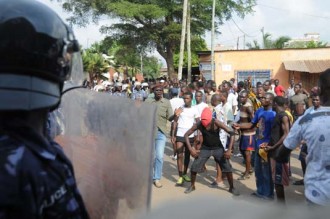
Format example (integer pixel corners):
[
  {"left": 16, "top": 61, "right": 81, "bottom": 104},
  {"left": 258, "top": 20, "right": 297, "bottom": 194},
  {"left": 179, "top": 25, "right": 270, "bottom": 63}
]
[
  {"left": 0, "top": 0, "right": 90, "bottom": 217},
  {"left": 0, "top": 122, "right": 89, "bottom": 218},
  {"left": 283, "top": 107, "right": 330, "bottom": 206}
]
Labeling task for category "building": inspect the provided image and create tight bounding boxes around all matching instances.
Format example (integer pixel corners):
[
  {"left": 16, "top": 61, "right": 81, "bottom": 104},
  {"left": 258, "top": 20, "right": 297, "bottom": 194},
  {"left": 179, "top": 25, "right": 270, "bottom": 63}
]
[
  {"left": 285, "top": 33, "right": 321, "bottom": 48},
  {"left": 198, "top": 47, "right": 330, "bottom": 91}
]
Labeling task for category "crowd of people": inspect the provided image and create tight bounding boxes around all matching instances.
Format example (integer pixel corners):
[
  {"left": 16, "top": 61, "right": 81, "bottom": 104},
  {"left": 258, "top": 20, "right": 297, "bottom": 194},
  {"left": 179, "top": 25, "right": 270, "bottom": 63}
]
[
  {"left": 2, "top": 1, "right": 330, "bottom": 219},
  {"left": 104, "top": 74, "right": 329, "bottom": 206}
]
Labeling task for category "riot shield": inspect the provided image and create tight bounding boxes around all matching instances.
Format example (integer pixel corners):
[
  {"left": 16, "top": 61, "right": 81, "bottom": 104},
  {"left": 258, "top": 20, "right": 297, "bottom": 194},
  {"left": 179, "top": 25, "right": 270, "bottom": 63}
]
[{"left": 55, "top": 89, "right": 156, "bottom": 219}]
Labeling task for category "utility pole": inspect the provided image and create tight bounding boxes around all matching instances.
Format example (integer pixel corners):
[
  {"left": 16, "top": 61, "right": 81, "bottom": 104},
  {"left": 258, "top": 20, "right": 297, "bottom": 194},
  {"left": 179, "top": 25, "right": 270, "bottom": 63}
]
[
  {"left": 237, "top": 36, "right": 240, "bottom": 50},
  {"left": 211, "top": 0, "right": 216, "bottom": 81},
  {"left": 187, "top": 0, "right": 192, "bottom": 82},
  {"left": 243, "top": 34, "right": 246, "bottom": 50},
  {"left": 140, "top": 53, "right": 143, "bottom": 76},
  {"left": 261, "top": 27, "right": 265, "bottom": 48},
  {"left": 178, "top": 0, "right": 189, "bottom": 80}
]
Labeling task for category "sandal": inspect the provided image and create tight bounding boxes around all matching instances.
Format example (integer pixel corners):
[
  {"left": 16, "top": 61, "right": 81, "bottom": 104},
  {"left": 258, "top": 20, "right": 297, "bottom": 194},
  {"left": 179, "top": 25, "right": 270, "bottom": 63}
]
[
  {"left": 293, "top": 179, "right": 304, "bottom": 185},
  {"left": 184, "top": 186, "right": 196, "bottom": 194},
  {"left": 210, "top": 181, "right": 219, "bottom": 187},
  {"left": 238, "top": 174, "right": 250, "bottom": 180}
]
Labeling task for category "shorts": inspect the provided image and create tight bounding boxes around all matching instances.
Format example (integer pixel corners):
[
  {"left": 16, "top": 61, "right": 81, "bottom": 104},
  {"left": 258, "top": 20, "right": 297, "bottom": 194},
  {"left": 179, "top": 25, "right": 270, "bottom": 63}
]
[
  {"left": 270, "top": 158, "right": 289, "bottom": 186},
  {"left": 176, "top": 136, "right": 194, "bottom": 144},
  {"left": 191, "top": 148, "right": 224, "bottom": 173},
  {"left": 219, "top": 157, "right": 233, "bottom": 173},
  {"left": 239, "top": 135, "right": 255, "bottom": 151}
]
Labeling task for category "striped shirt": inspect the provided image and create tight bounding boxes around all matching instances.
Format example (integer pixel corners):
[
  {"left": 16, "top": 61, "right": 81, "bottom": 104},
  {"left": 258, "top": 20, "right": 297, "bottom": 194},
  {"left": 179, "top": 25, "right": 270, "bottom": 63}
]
[{"left": 240, "top": 101, "right": 256, "bottom": 136}]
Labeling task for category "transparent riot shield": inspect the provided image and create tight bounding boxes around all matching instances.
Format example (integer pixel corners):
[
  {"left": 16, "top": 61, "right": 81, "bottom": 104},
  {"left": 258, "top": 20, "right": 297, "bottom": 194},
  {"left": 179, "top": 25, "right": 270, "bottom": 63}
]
[{"left": 55, "top": 89, "right": 156, "bottom": 219}]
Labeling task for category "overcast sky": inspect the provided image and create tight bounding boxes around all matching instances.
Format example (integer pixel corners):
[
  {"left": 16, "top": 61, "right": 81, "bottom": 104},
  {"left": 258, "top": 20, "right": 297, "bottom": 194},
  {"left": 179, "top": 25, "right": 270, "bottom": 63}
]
[
  {"left": 39, "top": 0, "right": 330, "bottom": 56},
  {"left": 213, "top": 0, "right": 330, "bottom": 49}
]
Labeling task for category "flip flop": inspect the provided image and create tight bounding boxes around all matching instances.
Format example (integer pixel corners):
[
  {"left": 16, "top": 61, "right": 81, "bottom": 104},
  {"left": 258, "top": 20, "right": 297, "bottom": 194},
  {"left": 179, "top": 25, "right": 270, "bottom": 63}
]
[{"left": 238, "top": 174, "right": 250, "bottom": 180}]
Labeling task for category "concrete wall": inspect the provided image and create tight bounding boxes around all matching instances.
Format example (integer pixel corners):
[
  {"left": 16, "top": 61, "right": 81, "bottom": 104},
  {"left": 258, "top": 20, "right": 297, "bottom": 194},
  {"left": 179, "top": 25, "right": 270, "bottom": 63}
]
[{"left": 200, "top": 48, "right": 330, "bottom": 89}]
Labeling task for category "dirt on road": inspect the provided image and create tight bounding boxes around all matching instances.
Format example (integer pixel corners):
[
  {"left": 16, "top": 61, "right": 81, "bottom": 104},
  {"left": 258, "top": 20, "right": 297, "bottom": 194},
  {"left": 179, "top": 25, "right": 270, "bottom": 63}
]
[{"left": 151, "top": 140, "right": 305, "bottom": 209}]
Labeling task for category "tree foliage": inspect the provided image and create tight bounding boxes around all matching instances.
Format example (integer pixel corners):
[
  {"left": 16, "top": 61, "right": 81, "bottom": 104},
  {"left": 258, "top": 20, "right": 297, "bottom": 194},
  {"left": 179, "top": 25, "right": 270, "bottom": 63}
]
[
  {"left": 57, "top": 0, "right": 256, "bottom": 77},
  {"left": 286, "top": 40, "right": 328, "bottom": 48},
  {"left": 82, "top": 43, "right": 111, "bottom": 85},
  {"left": 84, "top": 37, "right": 161, "bottom": 79},
  {"left": 173, "top": 36, "right": 208, "bottom": 68},
  {"left": 246, "top": 40, "right": 260, "bottom": 50},
  {"left": 246, "top": 32, "right": 291, "bottom": 49}
]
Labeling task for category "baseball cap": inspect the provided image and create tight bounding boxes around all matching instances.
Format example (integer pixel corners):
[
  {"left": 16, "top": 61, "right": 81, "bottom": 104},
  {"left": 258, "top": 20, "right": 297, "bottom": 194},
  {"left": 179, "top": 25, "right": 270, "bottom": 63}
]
[{"left": 201, "top": 108, "right": 212, "bottom": 127}]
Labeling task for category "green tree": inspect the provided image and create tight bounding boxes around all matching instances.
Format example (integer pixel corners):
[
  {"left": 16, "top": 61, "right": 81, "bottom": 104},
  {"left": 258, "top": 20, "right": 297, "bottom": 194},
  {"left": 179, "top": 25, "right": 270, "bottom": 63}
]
[
  {"left": 273, "top": 36, "right": 291, "bottom": 49},
  {"left": 143, "top": 56, "right": 162, "bottom": 79},
  {"left": 58, "top": 0, "right": 255, "bottom": 77},
  {"left": 305, "top": 41, "right": 327, "bottom": 48},
  {"left": 100, "top": 37, "right": 161, "bottom": 79},
  {"left": 247, "top": 32, "right": 290, "bottom": 49},
  {"left": 82, "top": 43, "right": 111, "bottom": 85},
  {"left": 262, "top": 32, "right": 273, "bottom": 49},
  {"left": 284, "top": 40, "right": 327, "bottom": 48},
  {"left": 246, "top": 40, "right": 260, "bottom": 50},
  {"left": 173, "top": 36, "right": 208, "bottom": 69}
]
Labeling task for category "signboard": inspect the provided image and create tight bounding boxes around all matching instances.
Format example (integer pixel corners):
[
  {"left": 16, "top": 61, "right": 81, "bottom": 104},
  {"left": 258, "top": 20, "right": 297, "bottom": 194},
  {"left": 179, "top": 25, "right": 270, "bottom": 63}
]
[
  {"left": 222, "top": 64, "right": 232, "bottom": 72},
  {"left": 199, "top": 63, "right": 215, "bottom": 71}
]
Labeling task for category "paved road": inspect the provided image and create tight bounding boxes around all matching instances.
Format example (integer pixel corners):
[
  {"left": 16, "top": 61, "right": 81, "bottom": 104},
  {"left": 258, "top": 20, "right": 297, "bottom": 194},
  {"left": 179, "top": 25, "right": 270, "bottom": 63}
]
[{"left": 150, "top": 140, "right": 305, "bottom": 210}]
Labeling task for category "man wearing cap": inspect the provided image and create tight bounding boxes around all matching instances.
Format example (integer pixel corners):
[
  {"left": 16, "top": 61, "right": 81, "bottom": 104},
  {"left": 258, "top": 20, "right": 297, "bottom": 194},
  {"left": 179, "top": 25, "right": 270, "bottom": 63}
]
[
  {"left": 183, "top": 108, "right": 239, "bottom": 195},
  {"left": 112, "top": 82, "right": 126, "bottom": 97},
  {"left": 141, "top": 82, "right": 150, "bottom": 98},
  {"left": 146, "top": 84, "right": 174, "bottom": 188},
  {"left": 131, "top": 81, "right": 147, "bottom": 101}
]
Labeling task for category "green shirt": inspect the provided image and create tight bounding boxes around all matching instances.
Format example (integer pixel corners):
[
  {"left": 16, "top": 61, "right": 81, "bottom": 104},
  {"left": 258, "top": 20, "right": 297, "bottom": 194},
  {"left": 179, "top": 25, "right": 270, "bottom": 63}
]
[{"left": 146, "top": 97, "right": 173, "bottom": 136}]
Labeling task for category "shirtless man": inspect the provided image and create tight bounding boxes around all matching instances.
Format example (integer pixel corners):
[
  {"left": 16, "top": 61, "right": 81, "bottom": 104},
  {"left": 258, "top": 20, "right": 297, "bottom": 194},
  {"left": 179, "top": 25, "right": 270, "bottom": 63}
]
[{"left": 238, "top": 90, "right": 255, "bottom": 180}]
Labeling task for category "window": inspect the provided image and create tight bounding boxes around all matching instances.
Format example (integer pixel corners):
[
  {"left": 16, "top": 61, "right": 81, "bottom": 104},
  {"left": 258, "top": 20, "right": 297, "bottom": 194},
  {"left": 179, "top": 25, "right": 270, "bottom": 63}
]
[{"left": 236, "top": 70, "right": 271, "bottom": 87}]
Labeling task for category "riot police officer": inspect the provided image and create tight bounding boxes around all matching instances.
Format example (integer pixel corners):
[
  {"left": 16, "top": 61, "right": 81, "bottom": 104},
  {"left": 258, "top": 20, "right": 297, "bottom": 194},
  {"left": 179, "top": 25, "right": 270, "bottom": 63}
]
[
  {"left": 277, "top": 68, "right": 330, "bottom": 206},
  {"left": 0, "top": 0, "right": 89, "bottom": 218}
]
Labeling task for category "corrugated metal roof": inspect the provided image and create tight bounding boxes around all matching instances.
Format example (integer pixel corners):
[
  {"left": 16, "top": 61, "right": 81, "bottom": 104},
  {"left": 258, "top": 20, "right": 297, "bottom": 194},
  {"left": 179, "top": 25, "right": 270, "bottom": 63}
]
[{"left": 283, "top": 59, "right": 330, "bottom": 73}]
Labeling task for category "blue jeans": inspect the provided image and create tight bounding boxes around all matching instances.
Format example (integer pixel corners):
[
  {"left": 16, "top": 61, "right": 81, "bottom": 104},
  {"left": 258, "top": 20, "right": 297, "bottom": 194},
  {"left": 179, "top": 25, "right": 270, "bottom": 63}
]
[
  {"left": 153, "top": 130, "right": 167, "bottom": 181},
  {"left": 254, "top": 151, "right": 274, "bottom": 198}
]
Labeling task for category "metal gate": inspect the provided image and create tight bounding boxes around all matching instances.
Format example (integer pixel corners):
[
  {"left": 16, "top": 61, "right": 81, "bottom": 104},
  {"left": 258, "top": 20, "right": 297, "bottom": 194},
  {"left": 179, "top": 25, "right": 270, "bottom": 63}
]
[{"left": 236, "top": 70, "right": 271, "bottom": 87}]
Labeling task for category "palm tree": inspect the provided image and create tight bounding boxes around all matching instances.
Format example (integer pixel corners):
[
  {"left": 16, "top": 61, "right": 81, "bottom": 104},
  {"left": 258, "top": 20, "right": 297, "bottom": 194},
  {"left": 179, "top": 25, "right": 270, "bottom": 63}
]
[
  {"left": 82, "top": 50, "right": 110, "bottom": 86},
  {"left": 246, "top": 40, "right": 261, "bottom": 50},
  {"left": 262, "top": 32, "right": 273, "bottom": 49},
  {"left": 248, "top": 31, "right": 291, "bottom": 49},
  {"left": 273, "top": 36, "right": 291, "bottom": 49}
]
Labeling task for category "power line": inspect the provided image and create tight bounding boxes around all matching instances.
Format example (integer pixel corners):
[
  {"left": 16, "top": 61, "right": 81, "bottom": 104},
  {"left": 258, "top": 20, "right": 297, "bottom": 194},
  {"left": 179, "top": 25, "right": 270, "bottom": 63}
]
[
  {"left": 226, "top": 22, "right": 237, "bottom": 40},
  {"left": 258, "top": 3, "right": 330, "bottom": 20},
  {"left": 231, "top": 18, "right": 259, "bottom": 38}
]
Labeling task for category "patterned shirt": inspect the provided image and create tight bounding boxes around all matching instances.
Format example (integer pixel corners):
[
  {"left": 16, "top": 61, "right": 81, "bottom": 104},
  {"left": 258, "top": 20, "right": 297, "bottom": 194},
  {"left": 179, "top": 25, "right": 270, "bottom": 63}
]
[
  {"left": 284, "top": 106, "right": 330, "bottom": 206},
  {"left": 251, "top": 107, "right": 276, "bottom": 147}
]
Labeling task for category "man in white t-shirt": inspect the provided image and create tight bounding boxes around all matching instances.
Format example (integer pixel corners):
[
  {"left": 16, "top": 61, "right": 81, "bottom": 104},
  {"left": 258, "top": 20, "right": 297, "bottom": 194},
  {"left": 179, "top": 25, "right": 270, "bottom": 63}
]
[
  {"left": 277, "top": 69, "right": 330, "bottom": 206},
  {"left": 222, "top": 81, "right": 238, "bottom": 118},
  {"left": 194, "top": 91, "right": 208, "bottom": 116},
  {"left": 194, "top": 91, "right": 209, "bottom": 154},
  {"left": 172, "top": 92, "right": 199, "bottom": 186},
  {"left": 169, "top": 88, "right": 184, "bottom": 160},
  {"left": 210, "top": 93, "right": 237, "bottom": 191}
]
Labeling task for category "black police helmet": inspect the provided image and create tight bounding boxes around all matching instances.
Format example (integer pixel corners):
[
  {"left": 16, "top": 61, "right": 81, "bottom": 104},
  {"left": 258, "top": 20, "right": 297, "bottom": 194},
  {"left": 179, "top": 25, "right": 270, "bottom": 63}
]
[{"left": 0, "top": 0, "right": 80, "bottom": 110}]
